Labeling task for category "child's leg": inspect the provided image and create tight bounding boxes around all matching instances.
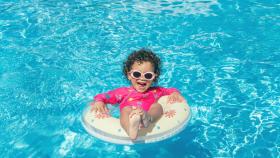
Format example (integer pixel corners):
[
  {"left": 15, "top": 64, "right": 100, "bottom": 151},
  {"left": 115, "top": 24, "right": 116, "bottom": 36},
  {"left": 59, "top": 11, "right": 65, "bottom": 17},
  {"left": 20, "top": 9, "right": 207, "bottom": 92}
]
[
  {"left": 142, "top": 103, "right": 163, "bottom": 127},
  {"left": 120, "top": 106, "right": 141, "bottom": 140},
  {"left": 148, "top": 103, "right": 163, "bottom": 122},
  {"left": 120, "top": 106, "right": 132, "bottom": 134}
]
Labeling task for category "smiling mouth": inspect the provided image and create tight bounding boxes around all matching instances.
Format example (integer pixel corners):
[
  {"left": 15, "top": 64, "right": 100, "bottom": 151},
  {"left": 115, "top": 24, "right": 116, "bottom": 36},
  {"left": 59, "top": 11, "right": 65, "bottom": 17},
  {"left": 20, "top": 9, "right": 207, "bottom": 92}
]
[{"left": 137, "top": 81, "right": 147, "bottom": 87}]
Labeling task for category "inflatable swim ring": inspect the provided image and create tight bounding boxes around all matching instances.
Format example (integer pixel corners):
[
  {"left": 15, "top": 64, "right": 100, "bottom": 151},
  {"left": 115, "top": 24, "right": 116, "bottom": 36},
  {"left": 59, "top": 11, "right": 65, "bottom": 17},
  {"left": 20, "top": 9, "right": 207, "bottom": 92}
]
[{"left": 81, "top": 96, "right": 191, "bottom": 145}]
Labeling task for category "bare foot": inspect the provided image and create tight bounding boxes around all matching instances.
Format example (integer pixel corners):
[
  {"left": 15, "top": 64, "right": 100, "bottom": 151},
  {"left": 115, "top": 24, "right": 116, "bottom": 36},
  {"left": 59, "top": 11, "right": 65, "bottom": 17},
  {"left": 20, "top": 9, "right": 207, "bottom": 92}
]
[
  {"left": 141, "top": 110, "right": 152, "bottom": 128},
  {"left": 128, "top": 108, "right": 141, "bottom": 140}
]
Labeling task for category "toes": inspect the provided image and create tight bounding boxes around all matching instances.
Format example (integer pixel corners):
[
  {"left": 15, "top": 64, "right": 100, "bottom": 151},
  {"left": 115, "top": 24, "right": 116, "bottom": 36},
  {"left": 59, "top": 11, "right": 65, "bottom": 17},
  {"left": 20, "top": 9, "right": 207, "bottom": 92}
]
[
  {"left": 142, "top": 111, "right": 151, "bottom": 128},
  {"left": 129, "top": 109, "right": 139, "bottom": 118}
]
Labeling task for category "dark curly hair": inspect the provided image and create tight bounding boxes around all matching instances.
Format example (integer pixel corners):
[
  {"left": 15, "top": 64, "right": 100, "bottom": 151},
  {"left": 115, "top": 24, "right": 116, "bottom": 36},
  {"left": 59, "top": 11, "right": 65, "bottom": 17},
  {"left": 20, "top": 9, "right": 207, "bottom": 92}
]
[{"left": 123, "top": 48, "right": 161, "bottom": 82}]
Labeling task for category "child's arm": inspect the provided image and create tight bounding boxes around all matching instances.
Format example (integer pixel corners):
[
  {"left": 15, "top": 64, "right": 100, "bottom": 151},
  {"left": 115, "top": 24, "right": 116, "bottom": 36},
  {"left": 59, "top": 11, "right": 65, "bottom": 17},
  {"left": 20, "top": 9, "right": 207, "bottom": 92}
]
[
  {"left": 91, "top": 87, "right": 127, "bottom": 113},
  {"left": 167, "top": 91, "right": 185, "bottom": 104},
  {"left": 91, "top": 101, "right": 108, "bottom": 113},
  {"left": 160, "top": 87, "right": 185, "bottom": 104}
]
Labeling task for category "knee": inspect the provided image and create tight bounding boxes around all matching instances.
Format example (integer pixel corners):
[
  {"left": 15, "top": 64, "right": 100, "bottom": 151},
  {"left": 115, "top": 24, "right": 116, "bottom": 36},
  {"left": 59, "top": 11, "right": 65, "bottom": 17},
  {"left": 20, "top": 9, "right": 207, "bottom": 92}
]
[{"left": 150, "top": 103, "right": 163, "bottom": 111}]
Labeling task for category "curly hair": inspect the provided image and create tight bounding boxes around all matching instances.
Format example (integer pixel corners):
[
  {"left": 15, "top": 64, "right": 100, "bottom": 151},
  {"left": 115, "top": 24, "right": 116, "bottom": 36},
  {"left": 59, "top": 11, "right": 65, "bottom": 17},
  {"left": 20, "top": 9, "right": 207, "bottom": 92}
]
[{"left": 123, "top": 48, "right": 161, "bottom": 82}]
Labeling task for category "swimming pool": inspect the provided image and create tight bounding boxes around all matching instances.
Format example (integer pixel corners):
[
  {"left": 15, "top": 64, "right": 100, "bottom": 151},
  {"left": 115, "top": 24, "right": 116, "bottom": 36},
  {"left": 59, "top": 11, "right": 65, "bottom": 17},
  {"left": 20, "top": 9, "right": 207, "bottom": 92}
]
[{"left": 0, "top": 0, "right": 279, "bottom": 157}]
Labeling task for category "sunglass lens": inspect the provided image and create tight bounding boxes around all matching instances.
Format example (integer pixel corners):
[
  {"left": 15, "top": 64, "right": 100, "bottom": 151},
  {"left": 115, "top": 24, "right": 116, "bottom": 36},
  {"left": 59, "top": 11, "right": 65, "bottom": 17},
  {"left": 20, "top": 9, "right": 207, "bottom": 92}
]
[
  {"left": 144, "top": 73, "right": 153, "bottom": 80},
  {"left": 132, "top": 71, "right": 141, "bottom": 78}
]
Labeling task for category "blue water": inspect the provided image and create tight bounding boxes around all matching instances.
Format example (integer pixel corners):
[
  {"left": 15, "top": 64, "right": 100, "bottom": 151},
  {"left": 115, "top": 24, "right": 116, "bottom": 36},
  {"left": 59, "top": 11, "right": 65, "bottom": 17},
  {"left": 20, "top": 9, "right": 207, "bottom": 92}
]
[{"left": 0, "top": 0, "right": 279, "bottom": 157}]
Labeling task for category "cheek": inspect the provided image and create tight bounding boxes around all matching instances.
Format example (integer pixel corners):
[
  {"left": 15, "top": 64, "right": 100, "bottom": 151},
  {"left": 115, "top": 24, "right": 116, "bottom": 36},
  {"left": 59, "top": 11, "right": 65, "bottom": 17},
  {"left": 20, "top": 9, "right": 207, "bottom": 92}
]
[
  {"left": 129, "top": 78, "right": 137, "bottom": 84},
  {"left": 147, "top": 80, "right": 153, "bottom": 85}
]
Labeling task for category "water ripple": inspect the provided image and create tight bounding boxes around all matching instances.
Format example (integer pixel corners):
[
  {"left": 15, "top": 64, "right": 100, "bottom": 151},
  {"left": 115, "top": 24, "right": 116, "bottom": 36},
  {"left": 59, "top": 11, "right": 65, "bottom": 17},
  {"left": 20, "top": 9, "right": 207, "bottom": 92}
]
[{"left": 0, "top": 0, "right": 280, "bottom": 157}]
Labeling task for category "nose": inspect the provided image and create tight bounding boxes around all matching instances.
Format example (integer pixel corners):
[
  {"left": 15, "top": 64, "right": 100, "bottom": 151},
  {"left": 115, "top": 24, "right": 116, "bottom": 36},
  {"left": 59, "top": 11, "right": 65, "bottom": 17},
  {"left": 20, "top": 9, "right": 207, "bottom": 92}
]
[{"left": 139, "top": 76, "right": 146, "bottom": 81}]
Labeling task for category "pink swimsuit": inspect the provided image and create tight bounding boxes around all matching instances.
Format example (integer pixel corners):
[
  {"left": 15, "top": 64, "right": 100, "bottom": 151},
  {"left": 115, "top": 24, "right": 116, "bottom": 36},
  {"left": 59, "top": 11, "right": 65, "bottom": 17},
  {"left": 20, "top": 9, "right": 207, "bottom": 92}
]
[{"left": 93, "top": 86, "right": 179, "bottom": 111}]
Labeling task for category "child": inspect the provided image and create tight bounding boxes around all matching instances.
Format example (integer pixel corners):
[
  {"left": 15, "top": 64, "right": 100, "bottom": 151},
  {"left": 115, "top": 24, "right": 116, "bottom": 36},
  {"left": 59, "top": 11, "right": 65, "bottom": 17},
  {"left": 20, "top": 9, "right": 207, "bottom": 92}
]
[{"left": 91, "top": 48, "right": 185, "bottom": 140}]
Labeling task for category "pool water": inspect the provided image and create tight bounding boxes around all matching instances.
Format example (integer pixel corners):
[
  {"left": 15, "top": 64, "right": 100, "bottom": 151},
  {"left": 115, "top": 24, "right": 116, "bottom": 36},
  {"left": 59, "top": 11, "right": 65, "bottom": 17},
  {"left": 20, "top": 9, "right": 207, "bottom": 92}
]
[{"left": 0, "top": 0, "right": 279, "bottom": 157}]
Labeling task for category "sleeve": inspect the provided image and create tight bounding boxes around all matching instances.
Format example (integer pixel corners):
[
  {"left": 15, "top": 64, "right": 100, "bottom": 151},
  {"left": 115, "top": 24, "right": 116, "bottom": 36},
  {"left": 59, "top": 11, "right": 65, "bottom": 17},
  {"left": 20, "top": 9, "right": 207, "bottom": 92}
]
[
  {"left": 159, "top": 87, "right": 180, "bottom": 95},
  {"left": 93, "top": 87, "right": 128, "bottom": 105}
]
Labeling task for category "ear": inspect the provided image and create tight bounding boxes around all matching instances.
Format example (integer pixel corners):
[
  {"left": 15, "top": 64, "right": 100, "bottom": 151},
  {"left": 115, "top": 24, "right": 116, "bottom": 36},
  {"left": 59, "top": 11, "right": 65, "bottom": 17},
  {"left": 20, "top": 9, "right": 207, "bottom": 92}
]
[
  {"left": 127, "top": 73, "right": 132, "bottom": 80},
  {"left": 153, "top": 74, "right": 158, "bottom": 81}
]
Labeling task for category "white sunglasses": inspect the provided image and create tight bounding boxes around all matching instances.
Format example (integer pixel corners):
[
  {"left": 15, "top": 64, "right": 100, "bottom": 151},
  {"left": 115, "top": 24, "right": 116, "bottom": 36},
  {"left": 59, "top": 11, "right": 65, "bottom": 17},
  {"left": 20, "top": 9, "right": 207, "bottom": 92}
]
[{"left": 129, "top": 70, "right": 156, "bottom": 81}]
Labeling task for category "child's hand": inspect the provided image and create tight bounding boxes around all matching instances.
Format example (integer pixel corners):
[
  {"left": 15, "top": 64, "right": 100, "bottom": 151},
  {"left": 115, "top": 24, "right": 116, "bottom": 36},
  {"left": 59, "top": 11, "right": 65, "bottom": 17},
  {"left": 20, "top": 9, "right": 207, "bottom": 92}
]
[
  {"left": 90, "top": 101, "right": 109, "bottom": 114},
  {"left": 167, "top": 92, "right": 185, "bottom": 104}
]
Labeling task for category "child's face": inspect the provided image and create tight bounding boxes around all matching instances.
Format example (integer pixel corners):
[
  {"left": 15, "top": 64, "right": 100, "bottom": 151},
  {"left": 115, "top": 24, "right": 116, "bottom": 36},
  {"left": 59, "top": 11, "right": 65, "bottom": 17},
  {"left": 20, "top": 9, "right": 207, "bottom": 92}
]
[{"left": 127, "top": 61, "right": 156, "bottom": 93}]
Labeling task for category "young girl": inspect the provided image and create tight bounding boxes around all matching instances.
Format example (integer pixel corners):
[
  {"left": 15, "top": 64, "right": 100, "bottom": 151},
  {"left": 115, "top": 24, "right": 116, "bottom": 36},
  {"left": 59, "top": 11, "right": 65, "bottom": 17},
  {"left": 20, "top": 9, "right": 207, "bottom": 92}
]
[{"left": 91, "top": 48, "right": 185, "bottom": 140}]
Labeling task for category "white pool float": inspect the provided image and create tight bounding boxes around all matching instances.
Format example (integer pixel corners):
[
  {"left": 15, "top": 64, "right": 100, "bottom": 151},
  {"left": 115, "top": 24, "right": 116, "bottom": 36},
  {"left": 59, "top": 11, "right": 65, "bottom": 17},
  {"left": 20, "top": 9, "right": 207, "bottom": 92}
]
[{"left": 81, "top": 96, "right": 191, "bottom": 145}]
